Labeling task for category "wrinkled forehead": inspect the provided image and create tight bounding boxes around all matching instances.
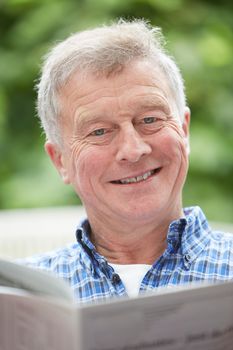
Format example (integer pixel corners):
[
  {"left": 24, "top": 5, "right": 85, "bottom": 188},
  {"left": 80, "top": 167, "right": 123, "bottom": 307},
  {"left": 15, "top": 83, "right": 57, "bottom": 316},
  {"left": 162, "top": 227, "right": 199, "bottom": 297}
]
[{"left": 58, "top": 59, "right": 180, "bottom": 122}]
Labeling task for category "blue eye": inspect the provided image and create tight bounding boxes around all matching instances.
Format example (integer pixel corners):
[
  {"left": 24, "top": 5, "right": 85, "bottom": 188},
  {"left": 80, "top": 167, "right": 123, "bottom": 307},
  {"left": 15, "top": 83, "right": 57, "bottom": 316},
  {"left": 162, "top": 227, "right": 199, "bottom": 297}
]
[
  {"left": 143, "top": 116, "right": 156, "bottom": 124},
  {"left": 92, "top": 128, "right": 105, "bottom": 136}
]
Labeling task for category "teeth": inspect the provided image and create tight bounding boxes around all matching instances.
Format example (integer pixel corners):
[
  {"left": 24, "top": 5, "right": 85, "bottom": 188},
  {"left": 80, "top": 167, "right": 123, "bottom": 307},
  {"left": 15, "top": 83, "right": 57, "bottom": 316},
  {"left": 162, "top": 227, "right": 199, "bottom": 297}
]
[{"left": 119, "top": 170, "right": 153, "bottom": 184}]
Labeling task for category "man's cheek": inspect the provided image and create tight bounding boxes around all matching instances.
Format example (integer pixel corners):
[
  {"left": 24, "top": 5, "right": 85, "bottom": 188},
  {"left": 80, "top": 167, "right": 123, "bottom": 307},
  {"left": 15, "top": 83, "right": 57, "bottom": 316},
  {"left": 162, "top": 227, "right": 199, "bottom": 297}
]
[
  {"left": 163, "top": 121, "right": 188, "bottom": 152},
  {"left": 163, "top": 120, "right": 185, "bottom": 137}
]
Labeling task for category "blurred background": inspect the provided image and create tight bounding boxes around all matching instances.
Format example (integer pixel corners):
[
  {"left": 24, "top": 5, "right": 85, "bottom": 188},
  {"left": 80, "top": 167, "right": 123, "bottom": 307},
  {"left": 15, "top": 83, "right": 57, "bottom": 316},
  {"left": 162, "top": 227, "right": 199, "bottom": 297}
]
[{"left": 0, "top": 0, "right": 232, "bottom": 223}]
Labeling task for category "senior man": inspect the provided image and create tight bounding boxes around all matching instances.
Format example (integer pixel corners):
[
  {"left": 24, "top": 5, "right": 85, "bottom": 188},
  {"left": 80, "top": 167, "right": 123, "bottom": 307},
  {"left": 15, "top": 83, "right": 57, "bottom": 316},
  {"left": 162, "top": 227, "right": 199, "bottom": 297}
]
[{"left": 23, "top": 19, "right": 233, "bottom": 303}]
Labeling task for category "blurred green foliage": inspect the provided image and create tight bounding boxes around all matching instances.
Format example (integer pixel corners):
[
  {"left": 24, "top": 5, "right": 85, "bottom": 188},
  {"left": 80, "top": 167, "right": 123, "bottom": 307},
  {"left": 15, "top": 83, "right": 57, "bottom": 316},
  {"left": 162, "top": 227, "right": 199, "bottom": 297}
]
[{"left": 0, "top": 0, "right": 232, "bottom": 222}]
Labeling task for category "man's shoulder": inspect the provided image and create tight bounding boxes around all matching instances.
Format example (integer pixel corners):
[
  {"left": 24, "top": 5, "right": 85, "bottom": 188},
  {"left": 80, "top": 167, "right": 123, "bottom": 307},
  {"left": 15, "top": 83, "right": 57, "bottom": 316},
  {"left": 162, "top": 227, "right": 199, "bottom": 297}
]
[
  {"left": 18, "top": 242, "right": 84, "bottom": 272},
  {"left": 184, "top": 206, "right": 233, "bottom": 241},
  {"left": 183, "top": 206, "right": 233, "bottom": 261},
  {"left": 209, "top": 229, "right": 233, "bottom": 246},
  {"left": 202, "top": 229, "right": 233, "bottom": 268}
]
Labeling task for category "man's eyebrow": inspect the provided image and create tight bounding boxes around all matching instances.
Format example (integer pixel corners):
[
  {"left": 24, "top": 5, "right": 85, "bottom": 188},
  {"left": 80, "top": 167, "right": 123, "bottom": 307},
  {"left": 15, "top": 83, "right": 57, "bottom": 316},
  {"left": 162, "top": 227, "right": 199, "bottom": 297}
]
[
  {"left": 74, "top": 96, "right": 171, "bottom": 126},
  {"left": 74, "top": 109, "right": 104, "bottom": 127},
  {"left": 133, "top": 97, "right": 171, "bottom": 114}
]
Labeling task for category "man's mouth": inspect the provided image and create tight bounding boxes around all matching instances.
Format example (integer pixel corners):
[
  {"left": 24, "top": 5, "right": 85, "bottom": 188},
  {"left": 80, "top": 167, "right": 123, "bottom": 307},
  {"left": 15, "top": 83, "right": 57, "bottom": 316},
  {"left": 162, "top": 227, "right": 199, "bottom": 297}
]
[{"left": 111, "top": 168, "right": 161, "bottom": 185}]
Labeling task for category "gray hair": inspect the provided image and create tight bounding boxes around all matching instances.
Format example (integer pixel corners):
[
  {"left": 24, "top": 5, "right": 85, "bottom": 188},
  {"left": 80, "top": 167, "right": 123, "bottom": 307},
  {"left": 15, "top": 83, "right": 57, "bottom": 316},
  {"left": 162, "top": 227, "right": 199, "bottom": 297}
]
[{"left": 37, "top": 19, "right": 186, "bottom": 145}]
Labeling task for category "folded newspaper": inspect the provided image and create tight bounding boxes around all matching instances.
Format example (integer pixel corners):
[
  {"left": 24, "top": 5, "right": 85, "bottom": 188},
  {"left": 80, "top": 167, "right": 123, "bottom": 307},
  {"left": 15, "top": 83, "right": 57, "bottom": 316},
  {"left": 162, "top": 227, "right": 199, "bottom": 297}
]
[{"left": 0, "top": 258, "right": 233, "bottom": 350}]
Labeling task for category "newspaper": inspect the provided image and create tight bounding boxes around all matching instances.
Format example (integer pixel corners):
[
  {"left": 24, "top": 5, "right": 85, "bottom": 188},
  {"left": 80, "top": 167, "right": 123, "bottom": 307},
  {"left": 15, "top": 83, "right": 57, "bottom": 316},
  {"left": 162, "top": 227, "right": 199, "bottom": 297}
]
[{"left": 0, "top": 259, "right": 233, "bottom": 350}]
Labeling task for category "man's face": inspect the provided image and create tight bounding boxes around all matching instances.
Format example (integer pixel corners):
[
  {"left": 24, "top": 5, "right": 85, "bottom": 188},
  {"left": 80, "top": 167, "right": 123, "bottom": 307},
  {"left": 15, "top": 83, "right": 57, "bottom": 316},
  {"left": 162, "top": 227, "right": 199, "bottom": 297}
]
[{"left": 46, "top": 60, "right": 190, "bottom": 225}]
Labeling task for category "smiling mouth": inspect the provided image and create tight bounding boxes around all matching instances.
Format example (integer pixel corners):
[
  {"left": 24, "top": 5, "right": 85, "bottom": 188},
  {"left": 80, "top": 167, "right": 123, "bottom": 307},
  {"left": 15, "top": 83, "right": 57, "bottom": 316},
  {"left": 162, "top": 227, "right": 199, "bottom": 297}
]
[{"left": 111, "top": 168, "right": 161, "bottom": 185}]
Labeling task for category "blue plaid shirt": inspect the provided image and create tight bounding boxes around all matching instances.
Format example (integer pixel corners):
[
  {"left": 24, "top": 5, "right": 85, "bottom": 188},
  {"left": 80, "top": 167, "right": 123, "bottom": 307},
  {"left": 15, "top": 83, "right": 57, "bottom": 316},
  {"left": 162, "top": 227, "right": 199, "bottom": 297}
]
[{"left": 21, "top": 207, "right": 233, "bottom": 304}]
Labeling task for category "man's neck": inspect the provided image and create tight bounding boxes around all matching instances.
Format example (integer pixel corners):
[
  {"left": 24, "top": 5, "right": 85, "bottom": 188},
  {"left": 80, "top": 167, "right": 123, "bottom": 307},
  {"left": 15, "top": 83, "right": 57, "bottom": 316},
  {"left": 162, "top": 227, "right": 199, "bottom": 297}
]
[
  {"left": 92, "top": 230, "right": 167, "bottom": 265},
  {"left": 88, "top": 208, "right": 184, "bottom": 265}
]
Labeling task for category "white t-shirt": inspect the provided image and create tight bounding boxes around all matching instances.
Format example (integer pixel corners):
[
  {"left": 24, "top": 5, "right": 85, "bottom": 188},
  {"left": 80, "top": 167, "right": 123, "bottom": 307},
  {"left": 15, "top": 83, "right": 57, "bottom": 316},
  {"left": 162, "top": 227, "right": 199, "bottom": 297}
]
[{"left": 110, "top": 263, "right": 151, "bottom": 297}]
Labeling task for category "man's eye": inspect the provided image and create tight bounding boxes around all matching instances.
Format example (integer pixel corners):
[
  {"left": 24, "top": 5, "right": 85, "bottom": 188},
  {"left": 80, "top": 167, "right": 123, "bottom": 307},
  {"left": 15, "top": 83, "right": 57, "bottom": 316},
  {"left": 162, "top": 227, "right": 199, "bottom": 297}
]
[
  {"left": 91, "top": 128, "right": 105, "bottom": 136},
  {"left": 143, "top": 116, "right": 156, "bottom": 124}
]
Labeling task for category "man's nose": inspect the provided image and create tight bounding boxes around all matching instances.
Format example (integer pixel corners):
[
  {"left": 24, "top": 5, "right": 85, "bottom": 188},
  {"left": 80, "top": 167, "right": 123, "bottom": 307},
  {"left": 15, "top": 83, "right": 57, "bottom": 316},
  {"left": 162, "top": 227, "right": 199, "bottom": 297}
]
[{"left": 115, "top": 127, "right": 152, "bottom": 163}]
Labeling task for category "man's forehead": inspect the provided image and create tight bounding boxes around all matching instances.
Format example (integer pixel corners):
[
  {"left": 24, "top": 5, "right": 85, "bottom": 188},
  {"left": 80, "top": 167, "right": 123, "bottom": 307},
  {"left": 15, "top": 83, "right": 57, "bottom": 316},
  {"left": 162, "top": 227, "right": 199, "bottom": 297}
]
[{"left": 59, "top": 60, "right": 174, "bottom": 120}]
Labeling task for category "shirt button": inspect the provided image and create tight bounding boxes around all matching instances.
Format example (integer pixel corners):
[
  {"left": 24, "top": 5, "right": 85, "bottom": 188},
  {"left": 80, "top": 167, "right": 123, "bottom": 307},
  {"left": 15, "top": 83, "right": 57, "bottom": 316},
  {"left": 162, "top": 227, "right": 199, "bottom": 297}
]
[
  {"left": 111, "top": 273, "right": 121, "bottom": 284},
  {"left": 184, "top": 254, "right": 191, "bottom": 262}
]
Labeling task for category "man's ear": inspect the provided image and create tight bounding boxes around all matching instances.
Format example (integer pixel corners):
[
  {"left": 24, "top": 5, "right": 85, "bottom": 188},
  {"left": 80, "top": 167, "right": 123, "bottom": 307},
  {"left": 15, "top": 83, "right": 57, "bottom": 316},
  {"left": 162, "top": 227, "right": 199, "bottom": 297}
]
[
  {"left": 182, "top": 107, "right": 191, "bottom": 154},
  {"left": 44, "top": 141, "right": 71, "bottom": 184}
]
